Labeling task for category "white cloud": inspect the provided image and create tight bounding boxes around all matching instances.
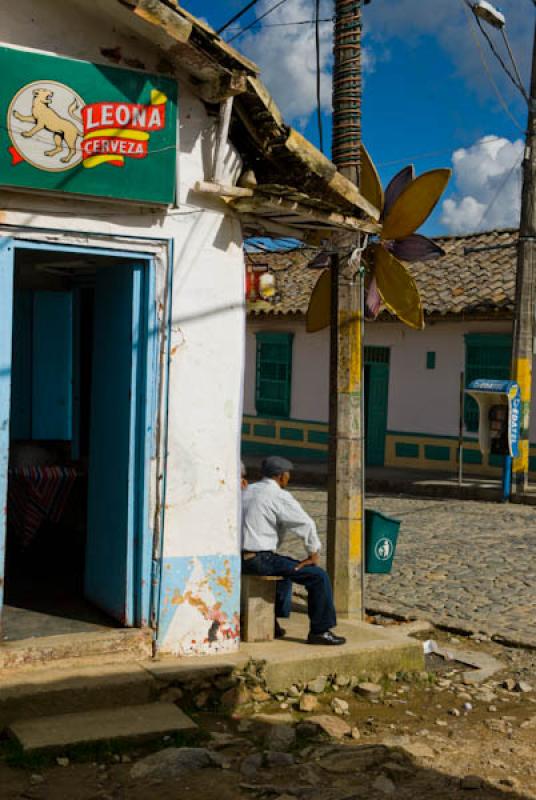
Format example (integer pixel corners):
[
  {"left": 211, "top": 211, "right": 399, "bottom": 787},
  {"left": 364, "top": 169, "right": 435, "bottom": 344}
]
[
  {"left": 239, "top": 0, "right": 334, "bottom": 125},
  {"left": 440, "top": 135, "right": 523, "bottom": 233},
  {"left": 233, "top": 0, "right": 530, "bottom": 133}
]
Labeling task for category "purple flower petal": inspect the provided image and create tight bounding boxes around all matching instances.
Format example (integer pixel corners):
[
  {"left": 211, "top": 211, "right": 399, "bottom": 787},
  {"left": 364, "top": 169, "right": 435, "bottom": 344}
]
[
  {"left": 307, "top": 250, "right": 332, "bottom": 269},
  {"left": 383, "top": 164, "right": 415, "bottom": 218},
  {"left": 391, "top": 234, "right": 445, "bottom": 262},
  {"left": 365, "top": 275, "right": 382, "bottom": 319}
]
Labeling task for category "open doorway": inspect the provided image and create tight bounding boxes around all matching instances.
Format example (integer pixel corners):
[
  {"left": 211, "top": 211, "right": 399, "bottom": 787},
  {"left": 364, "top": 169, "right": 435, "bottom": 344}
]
[{"left": 0, "top": 243, "right": 155, "bottom": 642}]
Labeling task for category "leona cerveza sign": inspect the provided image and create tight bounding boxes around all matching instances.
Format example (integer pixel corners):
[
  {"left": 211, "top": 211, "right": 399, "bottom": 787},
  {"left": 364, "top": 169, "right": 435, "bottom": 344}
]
[{"left": 1, "top": 45, "right": 177, "bottom": 204}]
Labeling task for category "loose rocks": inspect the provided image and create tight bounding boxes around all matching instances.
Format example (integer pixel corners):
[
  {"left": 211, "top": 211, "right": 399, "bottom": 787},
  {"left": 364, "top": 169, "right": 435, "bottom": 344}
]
[
  {"left": 307, "top": 676, "right": 327, "bottom": 694},
  {"left": 355, "top": 682, "right": 382, "bottom": 700},
  {"left": 308, "top": 714, "right": 351, "bottom": 739},
  {"left": 331, "top": 697, "right": 349, "bottom": 716},
  {"left": 460, "top": 775, "right": 483, "bottom": 790},
  {"left": 296, "top": 722, "right": 318, "bottom": 739},
  {"left": 372, "top": 775, "right": 396, "bottom": 795},
  {"left": 240, "top": 753, "right": 263, "bottom": 778},
  {"left": 299, "top": 694, "right": 319, "bottom": 713},
  {"left": 131, "top": 748, "right": 220, "bottom": 780},
  {"left": 265, "top": 724, "right": 296, "bottom": 751},
  {"left": 265, "top": 752, "right": 295, "bottom": 767}
]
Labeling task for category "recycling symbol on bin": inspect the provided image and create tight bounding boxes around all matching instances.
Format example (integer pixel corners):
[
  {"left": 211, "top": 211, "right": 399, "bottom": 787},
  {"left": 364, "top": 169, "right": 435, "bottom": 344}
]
[{"left": 374, "top": 538, "right": 393, "bottom": 561}]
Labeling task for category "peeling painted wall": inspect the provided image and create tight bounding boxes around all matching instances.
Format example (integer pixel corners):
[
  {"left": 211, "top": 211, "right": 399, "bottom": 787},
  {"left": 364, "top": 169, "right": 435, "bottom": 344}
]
[{"left": 0, "top": 0, "right": 244, "bottom": 656}]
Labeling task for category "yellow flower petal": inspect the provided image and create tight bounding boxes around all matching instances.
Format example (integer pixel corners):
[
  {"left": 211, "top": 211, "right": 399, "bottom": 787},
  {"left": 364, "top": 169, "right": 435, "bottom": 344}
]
[
  {"left": 360, "top": 144, "right": 384, "bottom": 214},
  {"left": 373, "top": 244, "right": 424, "bottom": 330},
  {"left": 306, "top": 268, "right": 331, "bottom": 332},
  {"left": 381, "top": 168, "right": 451, "bottom": 241}
]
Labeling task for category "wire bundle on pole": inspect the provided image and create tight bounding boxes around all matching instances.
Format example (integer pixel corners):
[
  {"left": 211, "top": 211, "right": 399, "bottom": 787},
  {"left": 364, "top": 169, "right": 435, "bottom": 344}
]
[
  {"left": 332, "top": 0, "right": 361, "bottom": 183},
  {"left": 315, "top": 0, "right": 324, "bottom": 153}
]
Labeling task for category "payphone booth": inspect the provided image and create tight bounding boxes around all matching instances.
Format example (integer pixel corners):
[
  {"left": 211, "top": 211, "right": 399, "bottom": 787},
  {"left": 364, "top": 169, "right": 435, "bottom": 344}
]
[{"left": 465, "top": 379, "right": 521, "bottom": 501}]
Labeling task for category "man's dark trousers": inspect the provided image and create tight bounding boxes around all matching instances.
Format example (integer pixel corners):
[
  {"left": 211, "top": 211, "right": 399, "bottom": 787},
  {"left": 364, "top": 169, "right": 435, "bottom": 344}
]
[{"left": 242, "top": 551, "right": 336, "bottom": 635}]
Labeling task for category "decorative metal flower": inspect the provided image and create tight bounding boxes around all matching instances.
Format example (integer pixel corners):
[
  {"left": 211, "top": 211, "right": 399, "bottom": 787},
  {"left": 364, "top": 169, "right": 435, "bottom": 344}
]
[{"left": 306, "top": 146, "right": 451, "bottom": 332}]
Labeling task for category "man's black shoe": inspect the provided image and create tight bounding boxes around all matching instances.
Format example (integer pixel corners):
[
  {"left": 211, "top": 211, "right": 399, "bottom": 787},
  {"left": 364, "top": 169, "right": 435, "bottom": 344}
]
[
  {"left": 307, "top": 630, "right": 346, "bottom": 646},
  {"left": 274, "top": 621, "right": 286, "bottom": 639}
]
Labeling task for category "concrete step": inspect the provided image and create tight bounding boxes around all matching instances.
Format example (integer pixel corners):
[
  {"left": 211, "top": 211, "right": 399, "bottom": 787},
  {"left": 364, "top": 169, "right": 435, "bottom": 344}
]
[
  {"left": 9, "top": 703, "right": 197, "bottom": 753},
  {"left": 0, "top": 662, "right": 159, "bottom": 730},
  {"left": 0, "top": 628, "right": 152, "bottom": 671}
]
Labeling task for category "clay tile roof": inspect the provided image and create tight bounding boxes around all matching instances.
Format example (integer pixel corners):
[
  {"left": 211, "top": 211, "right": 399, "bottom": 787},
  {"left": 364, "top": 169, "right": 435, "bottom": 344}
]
[{"left": 249, "top": 229, "right": 518, "bottom": 318}]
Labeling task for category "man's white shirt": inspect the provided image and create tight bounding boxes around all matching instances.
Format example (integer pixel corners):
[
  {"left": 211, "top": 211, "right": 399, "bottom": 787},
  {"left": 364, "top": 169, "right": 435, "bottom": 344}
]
[{"left": 241, "top": 477, "right": 321, "bottom": 555}]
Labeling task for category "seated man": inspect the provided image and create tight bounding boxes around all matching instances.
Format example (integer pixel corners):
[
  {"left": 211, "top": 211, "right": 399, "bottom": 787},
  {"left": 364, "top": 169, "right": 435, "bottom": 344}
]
[{"left": 241, "top": 455, "right": 345, "bottom": 646}]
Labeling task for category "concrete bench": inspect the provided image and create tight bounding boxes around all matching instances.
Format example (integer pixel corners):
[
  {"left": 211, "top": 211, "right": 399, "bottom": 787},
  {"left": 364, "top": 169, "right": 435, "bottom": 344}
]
[{"left": 240, "top": 575, "right": 282, "bottom": 643}]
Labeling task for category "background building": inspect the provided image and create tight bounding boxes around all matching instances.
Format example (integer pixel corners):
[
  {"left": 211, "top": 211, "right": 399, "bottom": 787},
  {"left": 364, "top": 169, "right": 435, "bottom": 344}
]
[{"left": 242, "top": 229, "right": 535, "bottom": 477}]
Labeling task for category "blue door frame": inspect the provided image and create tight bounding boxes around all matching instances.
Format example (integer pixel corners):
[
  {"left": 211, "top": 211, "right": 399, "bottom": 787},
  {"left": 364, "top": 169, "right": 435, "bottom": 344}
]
[{"left": 0, "top": 238, "right": 159, "bottom": 631}]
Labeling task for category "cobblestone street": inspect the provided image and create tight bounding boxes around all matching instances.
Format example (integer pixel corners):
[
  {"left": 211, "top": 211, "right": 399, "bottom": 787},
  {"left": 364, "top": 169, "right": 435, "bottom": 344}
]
[{"left": 288, "top": 489, "right": 536, "bottom": 646}]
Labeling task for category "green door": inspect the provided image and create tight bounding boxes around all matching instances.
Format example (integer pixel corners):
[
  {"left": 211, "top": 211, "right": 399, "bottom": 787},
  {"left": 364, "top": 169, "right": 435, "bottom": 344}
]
[
  {"left": 365, "top": 347, "right": 390, "bottom": 466},
  {"left": 464, "top": 334, "right": 512, "bottom": 432}
]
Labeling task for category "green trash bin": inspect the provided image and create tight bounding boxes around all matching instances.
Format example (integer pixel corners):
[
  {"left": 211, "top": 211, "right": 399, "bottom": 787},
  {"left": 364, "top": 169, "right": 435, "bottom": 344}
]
[{"left": 365, "top": 509, "right": 401, "bottom": 574}]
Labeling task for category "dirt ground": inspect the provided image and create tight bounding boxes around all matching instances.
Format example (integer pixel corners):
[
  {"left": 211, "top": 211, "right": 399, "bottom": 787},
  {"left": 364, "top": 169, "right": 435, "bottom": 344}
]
[{"left": 3, "top": 627, "right": 536, "bottom": 800}]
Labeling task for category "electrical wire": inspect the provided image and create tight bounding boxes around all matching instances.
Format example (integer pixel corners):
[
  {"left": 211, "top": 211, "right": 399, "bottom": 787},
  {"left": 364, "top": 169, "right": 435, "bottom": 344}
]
[
  {"left": 459, "top": 0, "right": 525, "bottom": 132},
  {"left": 473, "top": 13, "right": 529, "bottom": 102},
  {"left": 374, "top": 135, "right": 518, "bottom": 168},
  {"left": 225, "top": 18, "right": 333, "bottom": 31},
  {"left": 500, "top": 27, "right": 530, "bottom": 103},
  {"left": 217, "top": 0, "right": 263, "bottom": 34},
  {"left": 474, "top": 152, "right": 523, "bottom": 230},
  {"left": 314, "top": 0, "right": 324, "bottom": 154},
  {"left": 226, "top": 0, "right": 291, "bottom": 44}
]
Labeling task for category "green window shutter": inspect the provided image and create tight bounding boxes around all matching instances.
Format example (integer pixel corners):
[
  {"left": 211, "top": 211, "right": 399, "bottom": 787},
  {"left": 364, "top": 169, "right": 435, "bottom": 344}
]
[
  {"left": 255, "top": 332, "right": 293, "bottom": 418},
  {"left": 464, "top": 334, "right": 512, "bottom": 433},
  {"left": 426, "top": 351, "right": 436, "bottom": 370}
]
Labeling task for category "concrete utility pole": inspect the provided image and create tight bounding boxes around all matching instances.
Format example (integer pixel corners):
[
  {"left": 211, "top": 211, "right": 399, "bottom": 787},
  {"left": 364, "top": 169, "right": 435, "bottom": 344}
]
[
  {"left": 327, "top": 0, "right": 365, "bottom": 618},
  {"left": 512, "top": 19, "right": 536, "bottom": 494}
]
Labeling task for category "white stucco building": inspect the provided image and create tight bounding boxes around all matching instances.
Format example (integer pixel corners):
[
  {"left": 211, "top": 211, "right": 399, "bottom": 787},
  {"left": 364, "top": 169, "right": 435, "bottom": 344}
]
[
  {"left": 243, "top": 229, "right": 534, "bottom": 478},
  {"left": 0, "top": 0, "right": 377, "bottom": 662}
]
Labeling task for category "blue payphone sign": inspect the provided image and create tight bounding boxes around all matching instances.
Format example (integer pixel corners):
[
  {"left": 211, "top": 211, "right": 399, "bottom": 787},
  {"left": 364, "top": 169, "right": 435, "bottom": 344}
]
[{"left": 466, "top": 379, "right": 521, "bottom": 458}]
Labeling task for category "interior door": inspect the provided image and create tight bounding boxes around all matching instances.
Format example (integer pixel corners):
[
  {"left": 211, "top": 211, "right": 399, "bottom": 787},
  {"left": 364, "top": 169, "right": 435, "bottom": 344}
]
[
  {"left": 85, "top": 261, "right": 145, "bottom": 626},
  {"left": 0, "top": 240, "right": 14, "bottom": 629}
]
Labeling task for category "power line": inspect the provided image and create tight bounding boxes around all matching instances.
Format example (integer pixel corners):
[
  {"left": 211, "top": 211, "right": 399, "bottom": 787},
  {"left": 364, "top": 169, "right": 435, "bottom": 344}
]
[
  {"left": 226, "top": 0, "right": 291, "bottom": 43},
  {"left": 374, "top": 135, "right": 519, "bottom": 168},
  {"left": 460, "top": 0, "right": 525, "bottom": 132},
  {"left": 473, "top": 12, "right": 529, "bottom": 102},
  {"left": 225, "top": 17, "right": 333, "bottom": 31},
  {"left": 315, "top": 0, "right": 324, "bottom": 153},
  {"left": 500, "top": 27, "right": 530, "bottom": 103},
  {"left": 475, "top": 153, "right": 523, "bottom": 230},
  {"left": 217, "top": 0, "right": 263, "bottom": 35}
]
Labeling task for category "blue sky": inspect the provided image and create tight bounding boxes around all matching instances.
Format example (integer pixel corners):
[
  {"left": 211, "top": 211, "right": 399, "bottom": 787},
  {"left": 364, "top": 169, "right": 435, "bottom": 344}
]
[{"left": 182, "top": 0, "right": 533, "bottom": 236}]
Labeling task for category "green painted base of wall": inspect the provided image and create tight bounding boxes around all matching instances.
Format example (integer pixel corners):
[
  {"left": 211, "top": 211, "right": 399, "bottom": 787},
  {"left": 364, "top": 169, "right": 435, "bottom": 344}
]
[
  {"left": 241, "top": 440, "right": 328, "bottom": 461},
  {"left": 242, "top": 418, "right": 536, "bottom": 476},
  {"left": 385, "top": 429, "right": 536, "bottom": 477}
]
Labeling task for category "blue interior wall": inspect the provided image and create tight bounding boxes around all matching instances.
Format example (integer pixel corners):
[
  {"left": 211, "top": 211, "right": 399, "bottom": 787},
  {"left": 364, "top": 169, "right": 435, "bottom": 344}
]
[{"left": 10, "top": 289, "right": 73, "bottom": 441}]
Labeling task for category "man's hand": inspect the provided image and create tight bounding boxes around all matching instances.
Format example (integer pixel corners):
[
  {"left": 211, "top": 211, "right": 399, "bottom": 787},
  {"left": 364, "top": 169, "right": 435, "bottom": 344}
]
[{"left": 294, "top": 551, "right": 320, "bottom": 570}]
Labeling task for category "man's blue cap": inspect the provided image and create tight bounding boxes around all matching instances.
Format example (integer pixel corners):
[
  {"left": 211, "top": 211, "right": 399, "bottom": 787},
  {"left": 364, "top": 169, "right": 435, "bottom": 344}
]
[{"left": 261, "top": 455, "right": 293, "bottom": 477}]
